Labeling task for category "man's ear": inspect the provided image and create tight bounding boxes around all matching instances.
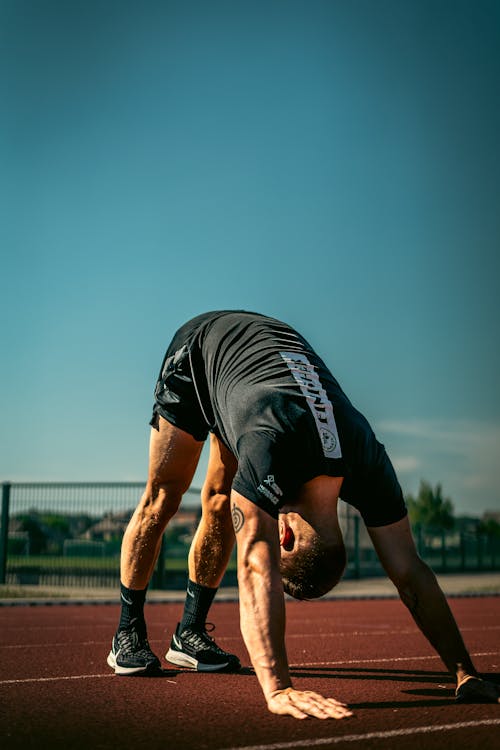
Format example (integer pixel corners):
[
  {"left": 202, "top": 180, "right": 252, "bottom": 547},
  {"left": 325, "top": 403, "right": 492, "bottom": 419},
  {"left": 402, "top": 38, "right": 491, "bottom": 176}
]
[{"left": 279, "top": 518, "right": 295, "bottom": 550}]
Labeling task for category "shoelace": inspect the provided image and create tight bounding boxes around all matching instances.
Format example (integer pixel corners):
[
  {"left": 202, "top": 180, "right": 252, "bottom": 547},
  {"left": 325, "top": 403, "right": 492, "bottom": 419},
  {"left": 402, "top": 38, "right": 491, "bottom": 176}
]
[
  {"left": 118, "top": 627, "right": 153, "bottom": 657},
  {"left": 181, "top": 624, "right": 226, "bottom": 655}
]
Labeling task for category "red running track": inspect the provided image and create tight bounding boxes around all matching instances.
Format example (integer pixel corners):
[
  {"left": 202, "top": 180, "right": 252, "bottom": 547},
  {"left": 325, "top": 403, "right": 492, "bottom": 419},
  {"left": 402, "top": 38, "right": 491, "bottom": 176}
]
[{"left": 0, "top": 597, "right": 499, "bottom": 750}]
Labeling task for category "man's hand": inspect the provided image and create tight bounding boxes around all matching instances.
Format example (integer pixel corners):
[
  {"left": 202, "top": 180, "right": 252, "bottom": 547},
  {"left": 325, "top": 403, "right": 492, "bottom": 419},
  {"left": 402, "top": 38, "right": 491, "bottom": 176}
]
[
  {"left": 455, "top": 676, "right": 500, "bottom": 704},
  {"left": 267, "top": 688, "right": 353, "bottom": 719}
]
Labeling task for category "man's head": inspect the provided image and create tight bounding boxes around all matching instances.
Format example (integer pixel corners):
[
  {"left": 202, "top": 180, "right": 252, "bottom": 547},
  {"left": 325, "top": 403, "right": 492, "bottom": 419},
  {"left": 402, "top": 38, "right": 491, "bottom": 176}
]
[{"left": 278, "top": 476, "right": 346, "bottom": 600}]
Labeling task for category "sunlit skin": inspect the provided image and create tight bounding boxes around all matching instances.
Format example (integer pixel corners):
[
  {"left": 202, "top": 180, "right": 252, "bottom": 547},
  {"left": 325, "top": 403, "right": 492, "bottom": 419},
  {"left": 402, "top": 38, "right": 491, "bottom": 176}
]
[
  {"left": 121, "top": 417, "right": 500, "bottom": 719},
  {"left": 235, "top": 478, "right": 500, "bottom": 711}
]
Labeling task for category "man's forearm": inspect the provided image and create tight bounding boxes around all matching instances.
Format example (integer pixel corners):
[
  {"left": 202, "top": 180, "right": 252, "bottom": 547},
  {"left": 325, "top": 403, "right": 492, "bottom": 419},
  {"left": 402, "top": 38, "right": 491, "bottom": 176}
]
[
  {"left": 398, "top": 560, "right": 477, "bottom": 683},
  {"left": 238, "top": 556, "right": 292, "bottom": 700}
]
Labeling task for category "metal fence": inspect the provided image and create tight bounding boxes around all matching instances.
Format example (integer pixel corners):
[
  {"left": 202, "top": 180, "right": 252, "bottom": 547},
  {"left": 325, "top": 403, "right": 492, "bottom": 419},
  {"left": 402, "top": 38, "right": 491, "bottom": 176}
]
[
  {"left": 0, "top": 481, "right": 207, "bottom": 590},
  {"left": 1, "top": 482, "right": 499, "bottom": 590},
  {"left": 340, "top": 511, "right": 500, "bottom": 579}
]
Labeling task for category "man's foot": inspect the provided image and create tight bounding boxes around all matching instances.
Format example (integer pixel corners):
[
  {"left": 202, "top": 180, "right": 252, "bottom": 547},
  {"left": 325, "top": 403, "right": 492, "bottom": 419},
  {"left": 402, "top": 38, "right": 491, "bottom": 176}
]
[
  {"left": 107, "top": 622, "right": 161, "bottom": 675},
  {"left": 165, "top": 623, "right": 241, "bottom": 672}
]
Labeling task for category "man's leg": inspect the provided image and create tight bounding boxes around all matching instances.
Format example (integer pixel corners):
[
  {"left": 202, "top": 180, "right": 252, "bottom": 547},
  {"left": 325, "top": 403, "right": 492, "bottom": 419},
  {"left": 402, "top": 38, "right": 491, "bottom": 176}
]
[
  {"left": 188, "top": 432, "right": 237, "bottom": 588},
  {"left": 166, "top": 433, "right": 241, "bottom": 671},
  {"left": 108, "top": 416, "right": 203, "bottom": 675}
]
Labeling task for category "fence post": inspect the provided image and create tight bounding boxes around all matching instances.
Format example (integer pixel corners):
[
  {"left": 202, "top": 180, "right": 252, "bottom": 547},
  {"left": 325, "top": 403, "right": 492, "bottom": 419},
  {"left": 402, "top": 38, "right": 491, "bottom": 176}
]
[
  {"left": 0, "top": 482, "right": 11, "bottom": 584},
  {"left": 153, "top": 534, "right": 166, "bottom": 589},
  {"left": 441, "top": 530, "right": 447, "bottom": 572},
  {"left": 477, "top": 529, "right": 483, "bottom": 571},
  {"left": 460, "top": 531, "right": 466, "bottom": 571},
  {"left": 353, "top": 515, "right": 360, "bottom": 579}
]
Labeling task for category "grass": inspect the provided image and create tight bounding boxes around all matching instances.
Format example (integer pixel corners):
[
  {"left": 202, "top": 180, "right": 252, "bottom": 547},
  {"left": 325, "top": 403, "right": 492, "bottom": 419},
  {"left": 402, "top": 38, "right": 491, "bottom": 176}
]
[
  {"left": 7, "top": 555, "right": 235, "bottom": 571},
  {"left": 0, "top": 585, "right": 67, "bottom": 599},
  {"left": 1, "top": 555, "right": 238, "bottom": 598}
]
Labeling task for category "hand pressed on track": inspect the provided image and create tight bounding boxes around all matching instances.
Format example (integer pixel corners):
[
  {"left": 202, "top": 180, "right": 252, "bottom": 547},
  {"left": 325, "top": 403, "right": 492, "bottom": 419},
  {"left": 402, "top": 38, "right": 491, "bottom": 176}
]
[
  {"left": 267, "top": 688, "right": 353, "bottom": 720},
  {"left": 456, "top": 677, "right": 500, "bottom": 704}
]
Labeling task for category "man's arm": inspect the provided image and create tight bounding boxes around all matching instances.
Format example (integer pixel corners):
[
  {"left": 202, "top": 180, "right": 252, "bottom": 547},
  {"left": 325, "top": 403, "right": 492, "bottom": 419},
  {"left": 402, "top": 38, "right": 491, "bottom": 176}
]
[
  {"left": 231, "top": 490, "right": 353, "bottom": 719},
  {"left": 368, "top": 516, "right": 500, "bottom": 703}
]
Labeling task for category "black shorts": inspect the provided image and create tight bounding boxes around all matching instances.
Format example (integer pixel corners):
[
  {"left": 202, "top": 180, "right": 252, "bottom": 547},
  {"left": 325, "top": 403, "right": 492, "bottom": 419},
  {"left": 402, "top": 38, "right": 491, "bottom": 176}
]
[
  {"left": 150, "top": 318, "right": 211, "bottom": 442},
  {"left": 150, "top": 312, "right": 407, "bottom": 529}
]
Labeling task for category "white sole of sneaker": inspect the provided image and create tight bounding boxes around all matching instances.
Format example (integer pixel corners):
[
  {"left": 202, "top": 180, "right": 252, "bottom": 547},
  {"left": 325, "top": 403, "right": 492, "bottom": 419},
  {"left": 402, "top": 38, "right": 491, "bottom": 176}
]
[
  {"left": 165, "top": 648, "right": 230, "bottom": 672},
  {"left": 107, "top": 650, "right": 153, "bottom": 675}
]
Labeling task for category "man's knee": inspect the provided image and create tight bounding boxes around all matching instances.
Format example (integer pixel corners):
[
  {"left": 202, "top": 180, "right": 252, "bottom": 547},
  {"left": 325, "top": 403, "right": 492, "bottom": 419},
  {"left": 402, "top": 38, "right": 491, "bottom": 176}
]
[
  {"left": 200, "top": 484, "right": 232, "bottom": 519},
  {"left": 136, "top": 481, "right": 184, "bottom": 528}
]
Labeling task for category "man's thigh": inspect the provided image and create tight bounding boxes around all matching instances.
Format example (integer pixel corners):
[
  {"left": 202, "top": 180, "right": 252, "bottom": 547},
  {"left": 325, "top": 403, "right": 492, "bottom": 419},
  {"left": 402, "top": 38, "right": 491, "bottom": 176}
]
[
  {"left": 148, "top": 415, "right": 204, "bottom": 494},
  {"left": 202, "top": 434, "right": 238, "bottom": 502}
]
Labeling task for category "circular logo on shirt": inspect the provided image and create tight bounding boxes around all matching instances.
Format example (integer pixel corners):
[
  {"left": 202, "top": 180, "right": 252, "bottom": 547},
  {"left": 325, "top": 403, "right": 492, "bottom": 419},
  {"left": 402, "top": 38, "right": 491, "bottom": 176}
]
[{"left": 320, "top": 427, "right": 337, "bottom": 454}]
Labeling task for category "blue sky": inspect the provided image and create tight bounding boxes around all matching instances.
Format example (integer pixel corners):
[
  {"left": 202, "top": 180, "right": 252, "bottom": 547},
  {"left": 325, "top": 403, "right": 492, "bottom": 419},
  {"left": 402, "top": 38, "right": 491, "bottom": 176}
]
[{"left": 1, "top": 0, "right": 499, "bottom": 517}]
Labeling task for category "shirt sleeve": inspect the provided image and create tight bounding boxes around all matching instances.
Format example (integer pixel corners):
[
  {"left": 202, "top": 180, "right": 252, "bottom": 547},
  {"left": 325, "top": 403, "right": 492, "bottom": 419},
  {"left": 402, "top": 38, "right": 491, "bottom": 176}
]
[
  {"left": 340, "top": 441, "right": 408, "bottom": 527},
  {"left": 232, "top": 431, "right": 294, "bottom": 518}
]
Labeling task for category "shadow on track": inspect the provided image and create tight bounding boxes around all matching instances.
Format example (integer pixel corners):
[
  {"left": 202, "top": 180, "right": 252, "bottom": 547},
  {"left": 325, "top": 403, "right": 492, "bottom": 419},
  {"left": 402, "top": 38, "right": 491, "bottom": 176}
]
[{"left": 289, "top": 666, "right": 451, "bottom": 684}]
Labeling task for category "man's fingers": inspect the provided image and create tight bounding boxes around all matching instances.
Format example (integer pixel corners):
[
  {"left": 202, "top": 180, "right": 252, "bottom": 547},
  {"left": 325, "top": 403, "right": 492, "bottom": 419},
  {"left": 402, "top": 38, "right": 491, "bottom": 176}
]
[
  {"left": 268, "top": 697, "right": 308, "bottom": 719},
  {"left": 304, "top": 691, "right": 351, "bottom": 712},
  {"left": 296, "top": 691, "right": 353, "bottom": 718},
  {"left": 268, "top": 689, "right": 353, "bottom": 720},
  {"left": 279, "top": 704, "right": 310, "bottom": 719}
]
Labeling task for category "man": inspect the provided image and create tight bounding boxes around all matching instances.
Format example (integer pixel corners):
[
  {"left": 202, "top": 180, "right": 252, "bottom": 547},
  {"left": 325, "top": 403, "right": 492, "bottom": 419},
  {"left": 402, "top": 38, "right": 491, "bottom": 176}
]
[{"left": 108, "top": 310, "right": 499, "bottom": 718}]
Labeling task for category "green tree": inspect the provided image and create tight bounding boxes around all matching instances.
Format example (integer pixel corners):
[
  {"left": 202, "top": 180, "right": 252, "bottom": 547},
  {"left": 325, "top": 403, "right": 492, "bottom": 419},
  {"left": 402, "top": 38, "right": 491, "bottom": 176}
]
[
  {"left": 477, "top": 518, "right": 500, "bottom": 538},
  {"left": 40, "top": 514, "right": 70, "bottom": 554},
  {"left": 17, "top": 514, "right": 47, "bottom": 555},
  {"left": 406, "top": 480, "right": 455, "bottom": 531}
]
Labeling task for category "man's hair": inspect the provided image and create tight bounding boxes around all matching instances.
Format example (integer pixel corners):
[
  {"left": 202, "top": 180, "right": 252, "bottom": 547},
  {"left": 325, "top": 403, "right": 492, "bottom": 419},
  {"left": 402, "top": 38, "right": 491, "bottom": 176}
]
[{"left": 280, "top": 534, "right": 346, "bottom": 601}]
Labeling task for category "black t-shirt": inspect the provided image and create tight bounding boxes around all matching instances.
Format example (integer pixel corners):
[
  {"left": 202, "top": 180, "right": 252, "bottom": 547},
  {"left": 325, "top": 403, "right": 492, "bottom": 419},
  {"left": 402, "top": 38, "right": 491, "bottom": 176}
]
[{"left": 153, "top": 310, "right": 406, "bottom": 526}]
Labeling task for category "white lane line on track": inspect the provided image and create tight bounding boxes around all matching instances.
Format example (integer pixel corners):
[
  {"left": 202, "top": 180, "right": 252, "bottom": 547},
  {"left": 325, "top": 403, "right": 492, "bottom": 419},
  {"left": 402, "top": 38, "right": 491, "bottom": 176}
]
[
  {"left": 0, "top": 673, "right": 177, "bottom": 686},
  {"left": 285, "top": 625, "right": 500, "bottom": 638},
  {"left": 219, "top": 719, "right": 500, "bottom": 750},
  {"left": 1, "top": 641, "right": 115, "bottom": 649},
  {"left": 2, "top": 624, "right": 499, "bottom": 647}
]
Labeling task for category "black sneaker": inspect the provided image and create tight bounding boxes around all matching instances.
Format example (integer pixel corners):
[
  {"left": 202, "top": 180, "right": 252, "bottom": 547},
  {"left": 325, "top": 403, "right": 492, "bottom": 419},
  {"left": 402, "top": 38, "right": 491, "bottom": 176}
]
[
  {"left": 165, "top": 623, "right": 241, "bottom": 672},
  {"left": 107, "top": 621, "right": 161, "bottom": 675}
]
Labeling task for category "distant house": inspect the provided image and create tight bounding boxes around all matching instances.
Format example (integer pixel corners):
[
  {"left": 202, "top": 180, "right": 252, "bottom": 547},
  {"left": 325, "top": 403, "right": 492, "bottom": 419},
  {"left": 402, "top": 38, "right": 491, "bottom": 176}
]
[
  {"left": 82, "top": 508, "right": 200, "bottom": 543},
  {"left": 7, "top": 518, "right": 30, "bottom": 555},
  {"left": 483, "top": 510, "right": 500, "bottom": 524},
  {"left": 165, "top": 509, "right": 200, "bottom": 546},
  {"left": 82, "top": 512, "right": 131, "bottom": 542},
  {"left": 8, "top": 517, "right": 24, "bottom": 534}
]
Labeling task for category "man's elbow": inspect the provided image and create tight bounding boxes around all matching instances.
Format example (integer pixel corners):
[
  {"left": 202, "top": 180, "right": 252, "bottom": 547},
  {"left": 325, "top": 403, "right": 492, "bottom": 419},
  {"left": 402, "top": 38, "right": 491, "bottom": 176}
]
[
  {"left": 238, "top": 551, "right": 271, "bottom": 583},
  {"left": 237, "top": 543, "right": 281, "bottom": 593}
]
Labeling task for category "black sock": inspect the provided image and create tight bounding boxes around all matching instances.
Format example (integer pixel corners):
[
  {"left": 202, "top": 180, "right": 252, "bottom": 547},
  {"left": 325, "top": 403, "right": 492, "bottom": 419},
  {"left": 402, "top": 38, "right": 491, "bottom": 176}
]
[
  {"left": 118, "top": 582, "right": 147, "bottom": 631},
  {"left": 179, "top": 579, "right": 217, "bottom": 632}
]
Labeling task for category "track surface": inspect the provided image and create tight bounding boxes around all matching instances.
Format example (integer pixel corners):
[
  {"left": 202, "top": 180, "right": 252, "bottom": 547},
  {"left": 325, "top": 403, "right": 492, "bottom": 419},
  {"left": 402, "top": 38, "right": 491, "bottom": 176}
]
[{"left": 1, "top": 597, "right": 499, "bottom": 749}]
